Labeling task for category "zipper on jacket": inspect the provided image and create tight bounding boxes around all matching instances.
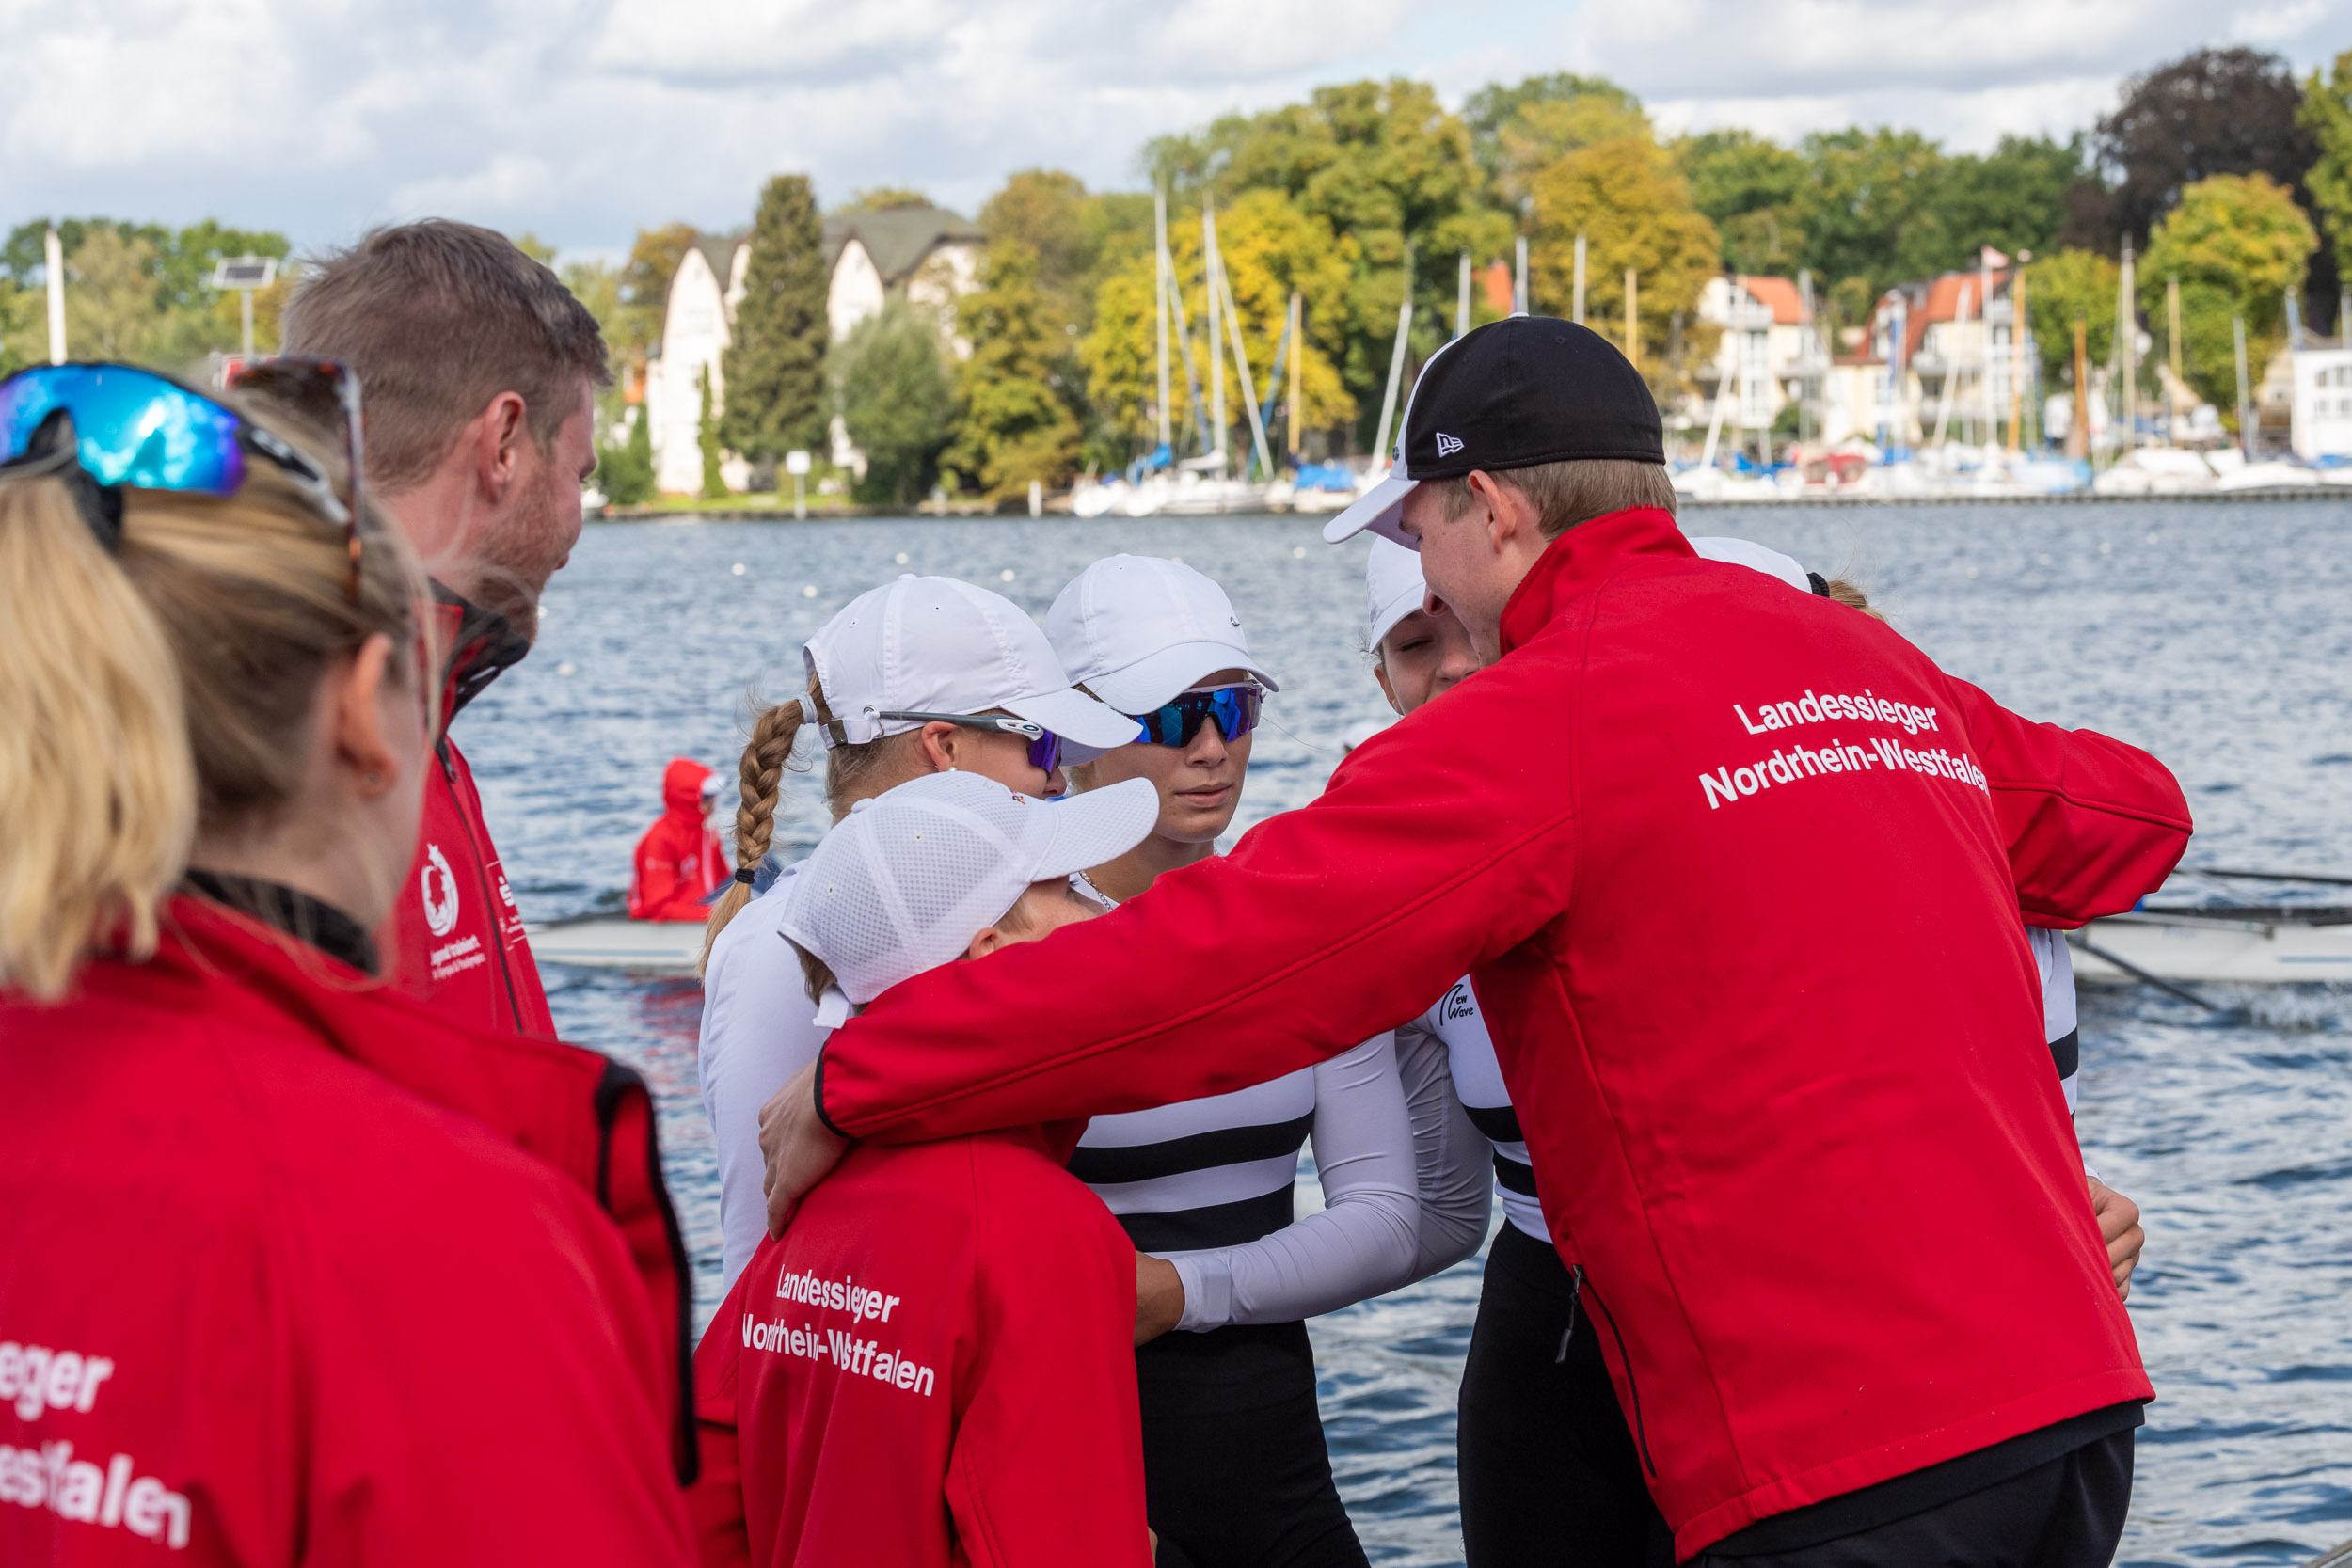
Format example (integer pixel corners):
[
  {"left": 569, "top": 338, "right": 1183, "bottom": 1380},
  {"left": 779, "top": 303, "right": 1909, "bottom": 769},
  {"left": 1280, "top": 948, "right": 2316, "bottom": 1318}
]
[
  {"left": 1555, "top": 1264, "right": 1584, "bottom": 1363},
  {"left": 1580, "top": 1278, "right": 1660, "bottom": 1479},
  {"left": 438, "top": 738, "right": 527, "bottom": 1032}
]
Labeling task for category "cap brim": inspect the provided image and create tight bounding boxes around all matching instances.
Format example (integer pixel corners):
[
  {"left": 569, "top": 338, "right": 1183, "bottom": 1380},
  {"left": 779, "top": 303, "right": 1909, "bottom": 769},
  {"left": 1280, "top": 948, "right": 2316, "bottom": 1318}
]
[
  {"left": 1000, "top": 685, "right": 1151, "bottom": 751},
  {"left": 1085, "top": 643, "right": 1280, "bottom": 716},
  {"left": 1322, "top": 471, "right": 1419, "bottom": 546},
  {"left": 1030, "top": 776, "right": 1160, "bottom": 879},
  {"left": 1368, "top": 585, "right": 1424, "bottom": 651}
]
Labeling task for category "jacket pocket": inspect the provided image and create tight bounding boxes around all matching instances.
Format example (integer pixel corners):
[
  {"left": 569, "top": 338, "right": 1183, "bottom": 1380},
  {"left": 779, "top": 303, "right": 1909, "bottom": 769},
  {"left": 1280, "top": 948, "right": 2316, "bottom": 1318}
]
[{"left": 1579, "top": 1277, "right": 1659, "bottom": 1480}]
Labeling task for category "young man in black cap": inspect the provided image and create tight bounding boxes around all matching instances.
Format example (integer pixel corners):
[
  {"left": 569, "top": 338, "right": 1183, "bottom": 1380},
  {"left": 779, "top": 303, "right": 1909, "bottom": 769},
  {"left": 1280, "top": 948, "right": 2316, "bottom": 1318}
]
[{"left": 766, "top": 318, "right": 2193, "bottom": 1565}]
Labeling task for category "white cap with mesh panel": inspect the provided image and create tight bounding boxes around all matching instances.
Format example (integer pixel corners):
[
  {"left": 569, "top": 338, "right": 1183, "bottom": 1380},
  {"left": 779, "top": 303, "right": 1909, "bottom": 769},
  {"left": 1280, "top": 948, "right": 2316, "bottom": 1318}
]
[
  {"left": 1364, "top": 536, "right": 1428, "bottom": 651},
  {"left": 802, "top": 575, "right": 1142, "bottom": 756},
  {"left": 778, "top": 770, "right": 1159, "bottom": 1006},
  {"left": 1042, "top": 554, "right": 1279, "bottom": 716}
]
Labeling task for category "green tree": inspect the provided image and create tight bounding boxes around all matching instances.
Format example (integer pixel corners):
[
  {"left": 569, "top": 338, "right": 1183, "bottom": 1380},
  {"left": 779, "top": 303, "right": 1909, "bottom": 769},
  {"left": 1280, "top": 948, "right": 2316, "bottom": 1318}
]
[
  {"left": 0, "top": 280, "right": 33, "bottom": 375},
  {"left": 597, "top": 405, "right": 656, "bottom": 507},
  {"left": 1464, "top": 74, "right": 1650, "bottom": 207},
  {"left": 1936, "top": 135, "right": 2085, "bottom": 264},
  {"left": 1786, "top": 128, "right": 1955, "bottom": 300},
  {"left": 835, "top": 299, "right": 957, "bottom": 505},
  {"left": 512, "top": 233, "right": 559, "bottom": 266},
  {"left": 943, "top": 241, "right": 1080, "bottom": 499},
  {"left": 697, "top": 367, "right": 727, "bottom": 499},
  {"left": 2139, "top": 172, "right": 2316, "bottom": 412},
  {"left": 836, "top": 187, "right": 932, "bottom": 214},
  {"left": 1083, "top": 186, "right": 1357, "bottom": 456},
  {"left": 64, "top": 230, "right": 168, "bottom": 362},
  {"left": 1528, "top": 136, "right": 1720, "bottom": 388},
  {"left": 1676, "top": 129, "right": 1806, "bottom": 274},
  {"left": 2023, "top": 248, "right": 2120, "bottom": 389},
  {"left": 721, "top": 174, "right": 829, "bottom": 465},
  {"left": 2299, "top": 51, "right": 2352, "bottom": 297},
  {"left": 616, "top": 223, "right": 698, "bottom": 366}
]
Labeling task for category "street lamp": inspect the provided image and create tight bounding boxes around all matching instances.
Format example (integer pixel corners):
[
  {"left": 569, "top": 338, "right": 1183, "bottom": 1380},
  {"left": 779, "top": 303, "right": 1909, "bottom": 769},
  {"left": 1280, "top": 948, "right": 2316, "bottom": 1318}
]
[{"left": 210, "top": 256, "right": 278, "bottom": 357}]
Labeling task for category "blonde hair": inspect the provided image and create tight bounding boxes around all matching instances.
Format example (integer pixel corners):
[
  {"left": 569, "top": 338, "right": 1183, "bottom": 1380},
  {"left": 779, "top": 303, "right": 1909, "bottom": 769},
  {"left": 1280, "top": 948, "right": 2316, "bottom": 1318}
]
[
  {"left": 0, "top": 409, "right": 423, "bottom": 1001},
  {"left": 1823, "top": 577, "right": 1884, "bottom": 621},
  {"left": 1429, "top": 458, "right": 1677, "bottom": 539},
  {"left": 697, "top": 675, "right": 917, "bottom": 976}
]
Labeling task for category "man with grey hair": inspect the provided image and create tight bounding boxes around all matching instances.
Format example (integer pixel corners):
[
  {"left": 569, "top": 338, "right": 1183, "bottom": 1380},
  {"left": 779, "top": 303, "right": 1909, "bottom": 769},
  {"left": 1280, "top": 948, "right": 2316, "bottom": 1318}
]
[{"left": 283, "top": 218, "right": 605, "bottom": 1037}]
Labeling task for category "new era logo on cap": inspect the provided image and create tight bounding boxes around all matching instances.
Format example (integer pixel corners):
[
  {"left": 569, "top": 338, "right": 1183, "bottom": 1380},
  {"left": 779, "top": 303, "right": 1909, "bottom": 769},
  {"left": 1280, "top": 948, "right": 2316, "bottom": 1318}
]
[{"left": 1435, "top": 432, "right": 1463, "bottom": 457}]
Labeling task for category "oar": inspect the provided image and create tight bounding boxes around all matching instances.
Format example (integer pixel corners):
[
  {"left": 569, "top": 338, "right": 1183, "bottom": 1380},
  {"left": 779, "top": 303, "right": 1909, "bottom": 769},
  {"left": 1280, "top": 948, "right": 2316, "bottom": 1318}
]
[
  {"left": 2188, "top": 866, "right": 2352, "bottom": 887},
  {"left": 2298, "top": 1537, "right": 2352, "bottom": 1568},
  {"left": 2065, "top": 929, "right": 2221, "bottom": 1012}
]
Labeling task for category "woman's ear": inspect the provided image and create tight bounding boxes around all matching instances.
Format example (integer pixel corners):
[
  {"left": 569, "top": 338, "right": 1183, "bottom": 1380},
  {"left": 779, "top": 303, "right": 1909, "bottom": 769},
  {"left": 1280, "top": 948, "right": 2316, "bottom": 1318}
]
[
  {"left": 917, "top": 721, "right": 960, "bottom": 773},
  {"left": 332, "top": 634, "right": 400, "bottom": 800},
  {"left": 964, "top": 924, "right": 1009, "bottom": 960}
]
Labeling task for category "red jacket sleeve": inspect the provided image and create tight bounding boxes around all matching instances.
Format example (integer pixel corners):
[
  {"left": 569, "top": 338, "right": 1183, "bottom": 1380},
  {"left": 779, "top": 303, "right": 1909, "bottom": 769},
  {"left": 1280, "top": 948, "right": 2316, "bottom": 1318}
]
[
  {"left": 819, "top": 667, "right": 1581, "bottom": 1143},
  {"left": 1936, "top": 674, "right": 2192, "bottom": 926},
  {"left": 944, "top": 1149, "right": 1152, "bottom": 1568}
]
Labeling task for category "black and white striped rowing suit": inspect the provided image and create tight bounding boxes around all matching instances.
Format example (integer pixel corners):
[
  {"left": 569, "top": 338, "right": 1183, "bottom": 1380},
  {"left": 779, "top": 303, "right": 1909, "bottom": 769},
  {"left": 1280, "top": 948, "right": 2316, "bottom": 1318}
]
[
  {"left": 1062, "top": 873, "right": 1421, "bottom": 1568},
  {"left": 1436, "top": 939, "right": 2090, "bottom": 1568}
]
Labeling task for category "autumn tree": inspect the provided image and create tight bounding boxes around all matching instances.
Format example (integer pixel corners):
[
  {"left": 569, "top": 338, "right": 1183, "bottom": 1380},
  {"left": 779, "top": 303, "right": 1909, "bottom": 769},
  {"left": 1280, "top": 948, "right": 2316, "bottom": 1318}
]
[
  {"left": 2023, "top": 249, "right": 2120, "bottom": 388},
  {"left": 2139, "top": 173, "right": 2315, "bottom": 413},
  {"left": 613, "top": 223, "right": 697, "bottom": 368},
  {"left": 1083, "top": 187, "right": 1357, "bottom": 457},
  {"left": 1528, "top": 136, "right": 1719, "bottom": 383},
  {"left": 721, "top": 175, "right": 829, "bottom": 467},
  {"left": 1464, "top": 73, "right": 1650, "bottom": 207},
  {"left": 835, "top": 300, "right": 957, "bottom": 505},
  {"left": 943, "top": 241, "right": 1080, "bottom": 499}
]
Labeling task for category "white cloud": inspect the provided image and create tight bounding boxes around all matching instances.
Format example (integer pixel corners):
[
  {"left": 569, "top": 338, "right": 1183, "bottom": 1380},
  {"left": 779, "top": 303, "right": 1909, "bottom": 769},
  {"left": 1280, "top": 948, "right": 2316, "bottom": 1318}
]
[{"left": 0, "top": 0, "right": 2341, "bottom": 258}]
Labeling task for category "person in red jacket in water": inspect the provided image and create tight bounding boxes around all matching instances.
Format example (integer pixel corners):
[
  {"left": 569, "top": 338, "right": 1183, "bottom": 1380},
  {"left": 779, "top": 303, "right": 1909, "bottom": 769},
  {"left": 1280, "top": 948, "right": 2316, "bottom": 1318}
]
[
  {"left": 759, "top": 320, "right": 2194, "bottom": 1566},
  {"left": 280, "top": 219, "right": 608, "bottom": 1039},
  {"left": 632, "top": 758, "right": 727, "bottom": 921},
  {"left": 691, "top": 771, "right": 1161, "bottom": 1568},
  {"left": 0, "top": 370, "right": 691, "bottom": 1563}
]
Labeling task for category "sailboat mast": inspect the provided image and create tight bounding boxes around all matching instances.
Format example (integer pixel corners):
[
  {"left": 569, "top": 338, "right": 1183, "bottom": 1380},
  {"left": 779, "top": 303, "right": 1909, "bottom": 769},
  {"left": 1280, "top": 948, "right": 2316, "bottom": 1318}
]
[
  {"left": 1154, "top": 187, "right": 1172, "bottom": 452},
  {"left": 1205, "top": 201, "right": 1227, "bottom": 470}
]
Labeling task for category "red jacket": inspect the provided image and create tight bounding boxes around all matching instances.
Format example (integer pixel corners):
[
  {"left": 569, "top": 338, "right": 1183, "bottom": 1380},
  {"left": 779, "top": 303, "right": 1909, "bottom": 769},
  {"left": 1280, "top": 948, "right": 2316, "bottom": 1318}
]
[
  {"left": 631, "top": 758, "right": 728, "bottom": 922},
  {"left": 812, "top": 510, "right": 2191, "bottom": 1558},
  {"left": 377, "top": 591, "right": 556, "bottom": 1038},
  {"left": 0, "top": 897, "right": 693, "bottom": 1562},
  {"left": 688, "top": 1128, "right": 1148, "bottom": 1568}
]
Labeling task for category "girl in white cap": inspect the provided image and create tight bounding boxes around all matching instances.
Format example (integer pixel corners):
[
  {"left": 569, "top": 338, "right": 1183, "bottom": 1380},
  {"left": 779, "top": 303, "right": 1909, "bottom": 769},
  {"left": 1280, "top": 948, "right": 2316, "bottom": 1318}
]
[
  {"left": 1357, "top": 535, "right": 2147, "bottom": 1568},
  {"left": 1041, "top": 554, "right": 1423, "bottom": 1568},
  {"left": 697, "top": 575, "right": 1140, "bottom": 1291}
]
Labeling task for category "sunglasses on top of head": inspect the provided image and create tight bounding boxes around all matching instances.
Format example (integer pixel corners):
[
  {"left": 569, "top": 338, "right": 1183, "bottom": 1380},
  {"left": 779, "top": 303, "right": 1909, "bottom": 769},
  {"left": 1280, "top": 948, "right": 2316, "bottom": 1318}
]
[
  {"left": 1129, "top": 684, "right": 1263, "bottom": 748},
  {"left": 0, "top": 359, "right": 369, "bottom": 600},
  {"left": 878, "top": 711, "right": 1069, "bottom": 774}
]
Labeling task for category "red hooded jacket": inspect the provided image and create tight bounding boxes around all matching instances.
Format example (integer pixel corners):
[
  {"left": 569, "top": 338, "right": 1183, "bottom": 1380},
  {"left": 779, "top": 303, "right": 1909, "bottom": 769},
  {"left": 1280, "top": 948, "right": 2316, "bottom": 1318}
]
[
  {"left": 632, "top": 759, "right": 728, "bottom": 923},
  {"left": 687, "top": 1127, "right": 1147, "bottom": 1568},
  {"left": 809, "top": 510, "right": 2192, "bottom": 1558},
  {"left": 0, "top": 896, "right": 694, "bottom": 1562},
  {"left": 377, "top": 591, "right": 556, "bottom": 1038}
]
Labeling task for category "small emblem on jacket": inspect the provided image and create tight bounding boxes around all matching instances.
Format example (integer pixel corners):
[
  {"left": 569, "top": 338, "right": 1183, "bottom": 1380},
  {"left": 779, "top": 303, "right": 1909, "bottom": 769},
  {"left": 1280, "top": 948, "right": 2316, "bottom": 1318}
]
[
  {"left": 1435, "top": 432, "right": 1464, "bottom": 457},
  {"left": 421, "top": 844, "right": 461, "bottom": 938}
]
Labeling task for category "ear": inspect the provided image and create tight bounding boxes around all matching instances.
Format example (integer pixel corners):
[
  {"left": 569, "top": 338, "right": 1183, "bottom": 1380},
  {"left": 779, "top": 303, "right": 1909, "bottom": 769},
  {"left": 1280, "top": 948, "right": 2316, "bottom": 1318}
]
[
  {"left": 964, "top": 924, "right": 1010, "bottom": 960},
  {"left": 332, "top": 634, "right": 400, "bottom": 800},
  {"left": 916, "top": 721, "right": 961, "bottom": 772},
  {"left": 1373, "top": 661, "right": 1405, "bottom": 717},
  {"left": 472, "top": 391, "right": 531, "bottom": 503}
]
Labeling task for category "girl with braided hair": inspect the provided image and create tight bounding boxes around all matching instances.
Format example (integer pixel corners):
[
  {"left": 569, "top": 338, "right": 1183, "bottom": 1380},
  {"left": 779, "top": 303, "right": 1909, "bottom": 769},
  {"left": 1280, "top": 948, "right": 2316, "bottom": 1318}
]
[{"left": 695, "top": 575, "right": 1140, "bottom": 1291}]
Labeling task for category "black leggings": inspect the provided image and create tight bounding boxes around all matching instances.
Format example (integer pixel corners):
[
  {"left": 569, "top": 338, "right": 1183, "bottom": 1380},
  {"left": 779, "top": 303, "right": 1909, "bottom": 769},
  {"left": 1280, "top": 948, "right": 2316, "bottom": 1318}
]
[
  {"left": 1138, "top": 1320, "right": 1368, "bottom": 1568},
  {"left": 1456, "top": 1223, "right": 1673, "bottom": 1568}
]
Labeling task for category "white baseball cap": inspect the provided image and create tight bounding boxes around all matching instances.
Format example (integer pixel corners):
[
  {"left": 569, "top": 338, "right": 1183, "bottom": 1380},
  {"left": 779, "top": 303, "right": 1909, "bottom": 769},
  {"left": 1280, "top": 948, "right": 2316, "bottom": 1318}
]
[
  {"left": 1364, "top": 535, "right": 1428, "bottom": 651},
  {"left": 1042, "top": 555, "right": 1279, "bottom": 716},
  {"left": 1687, "top": 535, "right": 1814, "bottom": 594},
  {"left": 778, "top": 770, "right": 1158, "bottom": 1005},
  {"left": 802, "top": 575, "right": 1141, "bottom": 754},
  {"left": 1319, "top": 334, "right": 1458, "bottom": 550}
]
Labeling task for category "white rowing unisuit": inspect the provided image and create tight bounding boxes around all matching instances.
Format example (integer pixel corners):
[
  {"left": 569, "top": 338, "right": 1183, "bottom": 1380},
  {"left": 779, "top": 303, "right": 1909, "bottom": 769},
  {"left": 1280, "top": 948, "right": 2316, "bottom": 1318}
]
[
  {"left": 1416, "top": 929, "right": 2086, "bottom": 1246},
  {"left": 1063, "top": 874, "right": 1426, "bottom": 1332}
]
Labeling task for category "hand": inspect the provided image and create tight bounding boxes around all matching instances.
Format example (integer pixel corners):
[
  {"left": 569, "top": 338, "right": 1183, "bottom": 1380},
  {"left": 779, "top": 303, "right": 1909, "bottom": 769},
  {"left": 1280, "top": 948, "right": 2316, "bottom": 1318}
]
[
  {"left": 1135, "top": 1254, "right": 1185, "bottom": 1344},
  {"left": 2087, "top": 1176, "right": 2143, "bottom": 1300},
  {"left": 760, "top": 1059, "right": 850, "bottom": 1237}
]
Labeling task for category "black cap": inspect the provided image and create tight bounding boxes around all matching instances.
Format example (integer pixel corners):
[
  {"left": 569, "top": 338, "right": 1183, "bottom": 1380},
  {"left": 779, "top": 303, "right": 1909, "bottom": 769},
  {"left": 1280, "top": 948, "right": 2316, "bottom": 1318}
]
[{"left": 1325, "top": 316, "right": 1663, "bottom": 546}]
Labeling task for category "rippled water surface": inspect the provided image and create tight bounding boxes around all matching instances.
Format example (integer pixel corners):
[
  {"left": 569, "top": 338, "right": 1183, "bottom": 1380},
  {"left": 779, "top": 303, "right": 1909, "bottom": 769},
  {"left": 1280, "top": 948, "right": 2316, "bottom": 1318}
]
[{"left": 462, "top": 503, "right": 2351, "bottom": 1566}]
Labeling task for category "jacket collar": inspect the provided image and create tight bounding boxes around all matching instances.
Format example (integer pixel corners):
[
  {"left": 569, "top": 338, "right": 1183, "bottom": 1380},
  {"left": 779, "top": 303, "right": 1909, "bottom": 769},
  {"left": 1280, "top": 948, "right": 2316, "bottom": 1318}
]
[
  {"left": 183, "top": 870, "right": 378, "bottom": 975},
  {"left": 1498, "top": 507, "right": 1693, "bottom": 656},
  {"left": 430, "top": 580, "right": 530, "bottom": 723}
]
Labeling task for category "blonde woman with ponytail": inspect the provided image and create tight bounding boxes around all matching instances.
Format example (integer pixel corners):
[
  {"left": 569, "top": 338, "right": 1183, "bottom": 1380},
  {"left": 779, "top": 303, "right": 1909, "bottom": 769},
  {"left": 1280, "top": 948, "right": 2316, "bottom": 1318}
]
[
  {"left": 696, "top": 574, "right": 1139, "bottom": 1288},
  {"left": 0, "top": 366, "right": 692, "bottom": 1566}
]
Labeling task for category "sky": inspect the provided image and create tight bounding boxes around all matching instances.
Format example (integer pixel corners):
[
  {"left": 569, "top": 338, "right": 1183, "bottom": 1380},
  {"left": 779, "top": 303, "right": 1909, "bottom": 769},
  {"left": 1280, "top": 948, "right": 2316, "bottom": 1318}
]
[{"left": 2, "top": 0, "right": 2345, "bottom": 262}]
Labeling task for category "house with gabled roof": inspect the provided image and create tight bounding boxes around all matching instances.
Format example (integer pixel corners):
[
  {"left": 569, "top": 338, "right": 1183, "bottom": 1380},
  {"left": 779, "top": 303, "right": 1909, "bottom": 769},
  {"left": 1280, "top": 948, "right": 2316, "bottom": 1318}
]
[
  {"left": 1695, "top": 275, "right": 1818, "bottom": 436},
  {"left": 643, "top": 201, "right": 984, "bottom": 494}
]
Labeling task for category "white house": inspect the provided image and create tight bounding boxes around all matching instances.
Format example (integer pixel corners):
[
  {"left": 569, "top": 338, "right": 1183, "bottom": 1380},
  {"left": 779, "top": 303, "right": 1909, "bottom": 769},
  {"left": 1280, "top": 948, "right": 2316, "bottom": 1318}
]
[
  {"left": 2289, "top": 344, "right": 2352, "bottom": 459},
  {"left": 644, "top": 202, "right": 984, "bottom": 495},
  {"left": 1694, "top": 275, "right": 1815, "bottom": 435}
]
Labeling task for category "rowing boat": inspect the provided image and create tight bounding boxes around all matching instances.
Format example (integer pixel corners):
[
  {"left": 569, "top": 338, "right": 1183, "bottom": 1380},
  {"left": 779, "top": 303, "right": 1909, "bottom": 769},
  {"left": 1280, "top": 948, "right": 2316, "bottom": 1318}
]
[
  {"left": 526, "top": 916, "right": 706, "bottom": 974},
  {"left": 2074, "top": 906, "right": 2352, "bottom": 987}
]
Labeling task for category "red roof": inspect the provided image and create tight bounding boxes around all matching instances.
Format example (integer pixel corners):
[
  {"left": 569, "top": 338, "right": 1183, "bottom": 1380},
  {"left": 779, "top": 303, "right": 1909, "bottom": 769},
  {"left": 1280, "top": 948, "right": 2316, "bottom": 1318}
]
[
  {"left": 1735, "top": 275, "right": 1804, "bottom": 325},
  {"left": 1882, "top": 268, "right": 2012, "bottom": 362}
]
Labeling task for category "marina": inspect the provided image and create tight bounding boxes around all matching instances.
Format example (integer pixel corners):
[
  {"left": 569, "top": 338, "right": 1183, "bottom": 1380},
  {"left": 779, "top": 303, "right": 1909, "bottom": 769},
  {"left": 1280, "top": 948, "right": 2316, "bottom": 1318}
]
[{"left": 486, "top": 500, "right": 2350, "bottom": 1567}]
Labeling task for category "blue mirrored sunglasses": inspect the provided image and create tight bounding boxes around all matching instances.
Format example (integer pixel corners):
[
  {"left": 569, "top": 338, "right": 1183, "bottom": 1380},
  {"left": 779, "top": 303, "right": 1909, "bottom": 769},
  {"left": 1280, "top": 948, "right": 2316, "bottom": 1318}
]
[{"left": 1130, "top": 685, "right": 1263, "bottom": 747}]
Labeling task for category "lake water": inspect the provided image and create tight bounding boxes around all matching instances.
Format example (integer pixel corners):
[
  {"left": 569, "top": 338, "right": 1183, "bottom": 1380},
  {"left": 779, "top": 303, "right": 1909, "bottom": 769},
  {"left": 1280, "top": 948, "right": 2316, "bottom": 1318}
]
[{"left": 462, "top": 502, "right": 2352, "bottom": 1566}]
